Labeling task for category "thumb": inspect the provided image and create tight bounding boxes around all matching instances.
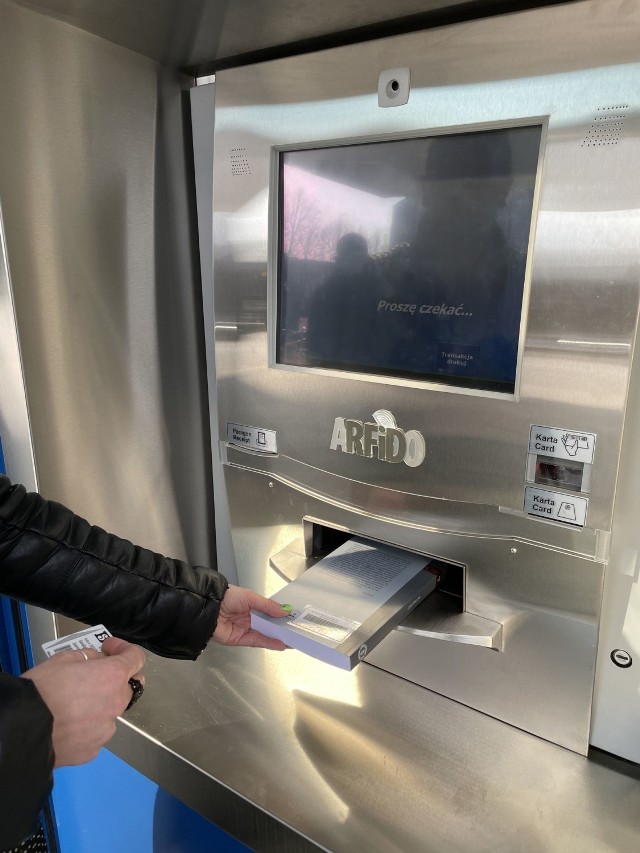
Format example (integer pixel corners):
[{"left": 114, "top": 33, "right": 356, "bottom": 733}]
[{"left": 101, "top": 636, "right": 146, "bottom": 676}]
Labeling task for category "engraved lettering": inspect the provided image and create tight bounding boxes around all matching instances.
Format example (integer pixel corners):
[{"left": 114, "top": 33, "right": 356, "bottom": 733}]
[
  {"left": 403, "top": 430, "right": 426, "bottom": 468},
  {"left": 330, "top": 413, "right": 426, "bottom": 468},
  {"left": 329, "top": 417, "right": 348, "bottom": 452},
  {"left": 345, "top": 419, "right": 365, "bottom": 456},
  {"left": 362, "top": 422, "right": 379, "bottom": 458},
  {"left": 385, "top": 427, "right": 406, "bottom": 463}
]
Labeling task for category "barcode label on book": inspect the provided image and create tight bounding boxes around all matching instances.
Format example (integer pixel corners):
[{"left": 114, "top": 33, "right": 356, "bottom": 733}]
[{"left": 291, "top": 606, "right": 360, "bottom": 644}]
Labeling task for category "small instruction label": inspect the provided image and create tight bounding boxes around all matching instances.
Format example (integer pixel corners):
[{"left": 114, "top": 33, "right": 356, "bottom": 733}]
[
  {"left": 227, "top": 422, "right": 277, "bottom": 454},
  {"left": 529, "top": 425, "right": 596, "bottom": 464},
  {"left": 436, "top": 343, "right": 480, "bottom": 376},
  {"left": 524, "top": 486, "right": 588, "bottom": 527}
]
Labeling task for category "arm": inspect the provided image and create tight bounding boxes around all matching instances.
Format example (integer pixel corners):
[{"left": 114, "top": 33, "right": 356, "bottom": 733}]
[
  {"left": 22, "top": 637, "right": 146, "bottom": 766},
  {"left": 0, "top": 638, "right": 146, "bottom": 849},
  {"left": 0, "top": 479, "right": 286, "bottom": 846},
  {"left": 0, "top": 475, "right": 226, "bottom": 659},
  {"left": 0, "top": 673, "right": 54, "bottom": 849},
  {"left": 0, "top": 476, "right": 287, "bottom": 657}
]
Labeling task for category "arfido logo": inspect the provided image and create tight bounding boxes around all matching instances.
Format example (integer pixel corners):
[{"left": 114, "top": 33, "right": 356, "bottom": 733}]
[{"left": 330, "top": 409, "right": 426, "bottom": 468}]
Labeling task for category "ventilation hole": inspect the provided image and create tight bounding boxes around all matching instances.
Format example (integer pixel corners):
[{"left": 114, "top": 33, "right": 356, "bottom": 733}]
[
  {"left": 580, "top": 105, "right": 628, "bottom": 147},
  {"left": 229, "top": 147, "right": 252, "bottom": 176}
]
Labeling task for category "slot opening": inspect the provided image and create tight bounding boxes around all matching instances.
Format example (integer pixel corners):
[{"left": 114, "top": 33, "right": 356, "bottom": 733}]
[
  {"left": 303, "top": 518, "right": 464, "bottom": 613},
  {"left": 269, "top": 518, "right": 502, "bottom": 650}
]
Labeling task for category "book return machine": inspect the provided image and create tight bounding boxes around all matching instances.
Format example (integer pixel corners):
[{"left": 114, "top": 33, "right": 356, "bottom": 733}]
[{"left": 195, "top": 4, "right": 640, "bottom": 764}]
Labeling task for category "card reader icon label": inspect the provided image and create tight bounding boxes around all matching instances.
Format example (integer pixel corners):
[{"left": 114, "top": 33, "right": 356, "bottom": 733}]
[
  {"left": 524, "top": 486, "right": 588, "bottom": 528},
  {"left": 529, "top": 425, "right": 595, "bottom": 464}
]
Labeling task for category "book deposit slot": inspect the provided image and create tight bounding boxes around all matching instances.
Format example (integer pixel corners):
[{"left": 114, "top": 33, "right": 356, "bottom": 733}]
[{"left": 263, "top": 519, "right": 502, "bottom": 651}]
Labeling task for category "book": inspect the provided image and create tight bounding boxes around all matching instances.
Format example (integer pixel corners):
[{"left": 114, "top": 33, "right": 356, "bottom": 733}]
[{"left": 250, "top": 536, "right": 437, "bottom": 670}]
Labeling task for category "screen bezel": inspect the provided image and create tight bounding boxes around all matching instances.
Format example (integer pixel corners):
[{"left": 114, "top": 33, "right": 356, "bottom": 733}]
[{"left": 268, "top": 118, "right": 547, "bottom": 400}]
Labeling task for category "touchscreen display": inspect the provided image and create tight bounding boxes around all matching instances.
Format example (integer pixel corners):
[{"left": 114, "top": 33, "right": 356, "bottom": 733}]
[{"left": 276, "top": 125, "right": 542, "bottom": 393}]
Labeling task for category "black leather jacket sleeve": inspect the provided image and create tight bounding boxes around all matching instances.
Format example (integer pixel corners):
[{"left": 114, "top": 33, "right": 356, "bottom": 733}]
[
  {"left": 0, "top": 674, "right": 54, "bottom": 849},
  {"left": 0, "top": 475, "right": 230, "bottom": 848},
  {"left": 0, "top": 475, "right": 229, "bottom": 660}
]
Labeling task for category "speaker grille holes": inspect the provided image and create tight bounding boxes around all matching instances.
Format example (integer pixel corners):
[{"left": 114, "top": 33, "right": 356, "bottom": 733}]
[{"left": 581, "top": 105, "right": 628, "bottom": 147}]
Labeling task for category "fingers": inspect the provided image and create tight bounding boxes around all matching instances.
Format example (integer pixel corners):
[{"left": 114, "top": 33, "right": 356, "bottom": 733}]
[
  {"left": 22, "top": 648, "right": 146, "bottom": 768},
  {"left": 213, "top": 585, "right": 291, "bottom": 650},
  {"left": 228, "top": 627, "right": 287, "bottom": 651},
  {"left": 101, "top": 636, "right": 146, "bottom": 677},
  {"left": 234, "top": 586, "right": 289, "bottom": 619},
  {"left": 71, "top": 647, "right": 103, "bottom": 663},
  {"left": 253, "top": 634, "right": 288, "bottom": 651},
  {"left": 263, "top": 598, "right": 292, "bottom": 619}
]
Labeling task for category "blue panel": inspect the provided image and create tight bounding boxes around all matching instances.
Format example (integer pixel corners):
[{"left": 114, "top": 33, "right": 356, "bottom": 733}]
[
  {"left": 53, "top": 750, "right": 250, "bottom": 853},
  {"left": 0, "top": 598, "right": 23, "bottom": 674},
  {"left": 152, "top": 788, "right": 251, "bottom": 853},
  {"left": 0, "top": 436, "right": 9, "bottom": 669},
  {"left": 53, "top": 753, "right": 157, "bottom": 853}
]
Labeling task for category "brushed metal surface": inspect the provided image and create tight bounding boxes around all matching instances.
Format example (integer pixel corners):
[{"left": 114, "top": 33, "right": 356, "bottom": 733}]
[
  {"left": 591, "top": 298, "right": 640, "bottom": 762},
  {"left": 209, "top": 12, "right": 640, "bottom": 533},
  {"left": 0, "top": 200, "right": 37, "bottom": 491},
  {"left": 396, "top": 591, "right": 504, "bottom": 649},
  {"left": 0, "top": 0, "right": 215, "bottom": 572},
  {"left": 11, "top": 0, "right": 534, "bottom": 70},
  {"left": 110, "top": 641, "right": 640, "bottom": 853},
  {"left": 0, "top": 6, "right": 635, "bottom": 853},
  {"left": 205, "top": 0, "right": 640, "bottom": 755},
  {"left": 191, "top": 81, "right": 239, "bottom": 585},
  {"left": 0, "top": 195, "right": 56, "bottom": 657},
  {"left": 223, "top": 466, "right": 603, "bottom": 753}
]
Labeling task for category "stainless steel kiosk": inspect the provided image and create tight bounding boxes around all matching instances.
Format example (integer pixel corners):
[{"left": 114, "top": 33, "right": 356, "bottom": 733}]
[
  {"left": 2, "top": 1, "right": 639, "bottom": 850},
  {"left": 201, "top": 0, "right": 640, "bottom": 762}
]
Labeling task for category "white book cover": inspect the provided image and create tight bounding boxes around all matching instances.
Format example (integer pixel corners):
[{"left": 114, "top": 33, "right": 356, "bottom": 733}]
[{"left": 251, "top": 536, "right": 437, "bottom": 670}]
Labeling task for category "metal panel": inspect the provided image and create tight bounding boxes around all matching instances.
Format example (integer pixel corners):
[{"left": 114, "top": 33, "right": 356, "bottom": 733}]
[
  {"left": 0, "top": 0, "right": 214, "bottom": 586},
  {"left": 590, "top": 311, "right": 640, "bottom": 761},
  {"left": 110, "top": 640, "right": 640, "bottom": 853},
  {"left": 0, "top": 191, "right": 55, "bottom": 658},
  {"left": 0, "top": 200, "right": 37, "bottom": 491},
  {"left": 221, "top": 467, "right": 602, "bottom": 752},
  {"left": 10, "top": 0, "right": 562, "bottom": 70},
  {"left": 210, "top": 17, "right": 640, "bottom": 538},
  {"left": 206, "top": 0, "right": 640, "bottom": 754},
  {"left": 191, "top": 81, "right": 239, "bottom": 584}
]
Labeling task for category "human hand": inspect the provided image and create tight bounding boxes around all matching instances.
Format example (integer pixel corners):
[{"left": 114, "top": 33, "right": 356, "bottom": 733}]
[
  {"left": 21, "top": 637, "right": 146, "bottom": 767},
  {"left": 212, "top": 584, "right": 288, "bottom": 651}
]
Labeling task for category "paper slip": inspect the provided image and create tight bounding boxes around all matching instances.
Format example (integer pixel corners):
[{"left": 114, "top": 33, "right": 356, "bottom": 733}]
[{"left": 42, "top": 624, "right": 112, "bottom": 657}]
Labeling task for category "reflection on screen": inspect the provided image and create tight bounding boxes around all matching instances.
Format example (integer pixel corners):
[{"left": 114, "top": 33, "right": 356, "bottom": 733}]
[{"left": 277, "top": 125, "right": 542, "bottom": 393}]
